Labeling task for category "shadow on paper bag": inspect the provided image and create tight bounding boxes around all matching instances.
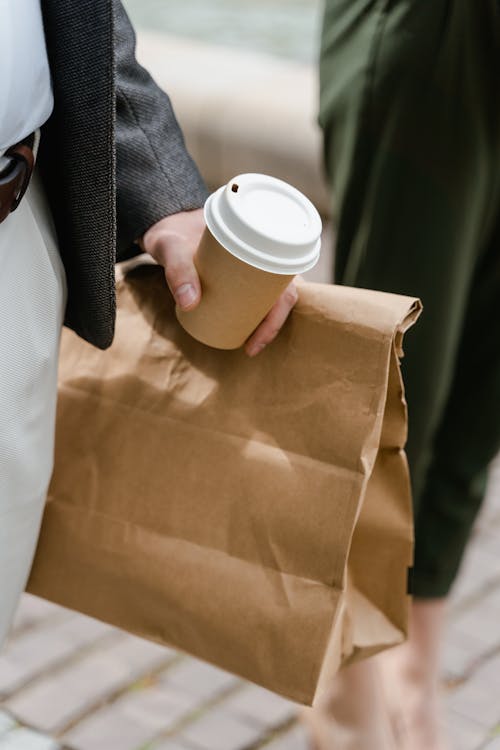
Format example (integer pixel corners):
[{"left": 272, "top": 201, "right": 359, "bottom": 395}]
[{"left": 27, "top": 262, "right": 421, "bottom": 706}]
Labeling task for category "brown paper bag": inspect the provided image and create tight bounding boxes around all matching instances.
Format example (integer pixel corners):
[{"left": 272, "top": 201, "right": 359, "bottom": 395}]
[{"left": 27, "top": 263, "right": 421, "bottom": 705}]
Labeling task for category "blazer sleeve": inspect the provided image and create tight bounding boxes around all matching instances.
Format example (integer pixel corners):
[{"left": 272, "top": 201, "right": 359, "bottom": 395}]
[{"left": 114, "top": 0, "right": 208, "bottom": 259}]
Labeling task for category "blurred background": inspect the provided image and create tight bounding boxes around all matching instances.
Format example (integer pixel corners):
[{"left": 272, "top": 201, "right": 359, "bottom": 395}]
[
  {"left": 121, "top": 0, "right": 332, "bottom": 284},
  {"left": 0, "top": 3, "right": 499, "bottom": 750},
  {"left": 124, "top": 0, "right": 321, "bottom": 62}
]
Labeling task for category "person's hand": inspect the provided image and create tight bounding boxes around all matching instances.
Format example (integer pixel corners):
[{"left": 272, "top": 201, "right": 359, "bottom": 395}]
[
  {"left": 141, "top": 209, "right": 300, "bottom": 356},
  {"left": 141, "top": 208, "right": 205, "bottom": 311},
  {"left": 244, "top": 279, "right": 300, "bottom": 357}
]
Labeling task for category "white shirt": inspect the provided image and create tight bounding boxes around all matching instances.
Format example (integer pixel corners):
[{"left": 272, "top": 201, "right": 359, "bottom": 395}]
[{"left": 0, "top": 0, "right": 54, "bottom": 156}]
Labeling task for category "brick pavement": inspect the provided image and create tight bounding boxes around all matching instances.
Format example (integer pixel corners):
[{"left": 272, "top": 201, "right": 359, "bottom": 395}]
[{"left": 0, "top": 457, "right": 498, "bottom": 750}]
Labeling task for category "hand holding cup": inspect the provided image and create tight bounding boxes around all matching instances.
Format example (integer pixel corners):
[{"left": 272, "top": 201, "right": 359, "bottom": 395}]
[
  {"left": 141, "top": 198, "right": 304, "bottom": 356},
  {"left": 175, "top": 174, "right": 322, "bottom": 351}
]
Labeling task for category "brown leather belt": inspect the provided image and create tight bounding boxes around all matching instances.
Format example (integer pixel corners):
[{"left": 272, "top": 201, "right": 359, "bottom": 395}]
[{"left": 0, "top": 134, "right": 35, "bottom": 225}]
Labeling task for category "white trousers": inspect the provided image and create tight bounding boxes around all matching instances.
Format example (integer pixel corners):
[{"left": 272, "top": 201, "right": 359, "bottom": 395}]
[{"left": 0, "top": 172, "right": 66, "bottom": 646}]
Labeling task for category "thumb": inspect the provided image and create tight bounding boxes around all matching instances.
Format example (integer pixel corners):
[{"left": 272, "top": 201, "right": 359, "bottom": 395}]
[
  {"left": 153, "top": 237, "right": 202, "bottom": 311},
  {"left": 164, "top": 248, "right": 201, "bottom": 310},
  {"left": 141, "top": 209, "right": 205, "bottom": 310}
]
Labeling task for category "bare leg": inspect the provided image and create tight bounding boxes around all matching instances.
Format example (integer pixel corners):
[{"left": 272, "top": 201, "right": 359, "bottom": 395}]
[
  {"left": 377, "top": 599, "right": 450, "bottom": 750},
  {"left": 300, "top": 659, "right": 398, "bottom": 750}
]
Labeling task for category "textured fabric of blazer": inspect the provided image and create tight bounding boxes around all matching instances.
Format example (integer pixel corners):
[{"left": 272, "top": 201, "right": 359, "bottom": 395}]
[{"left": 39, "top": 0, "right": 208, "bottom": 349}]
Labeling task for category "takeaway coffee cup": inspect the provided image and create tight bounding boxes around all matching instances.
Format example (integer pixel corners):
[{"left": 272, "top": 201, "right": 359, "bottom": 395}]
[{"left": 176, "top": 173, "right": 322, "bottom": 349}]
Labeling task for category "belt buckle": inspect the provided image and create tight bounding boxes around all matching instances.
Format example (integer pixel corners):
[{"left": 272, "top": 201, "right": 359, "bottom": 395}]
[{"left": 0, "top": 141, "right": 35, "bottom": 225}]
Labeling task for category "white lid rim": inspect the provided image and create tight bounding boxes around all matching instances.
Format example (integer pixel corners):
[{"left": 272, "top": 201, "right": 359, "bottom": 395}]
[
  {"left": 205, "top": 200, "right": 321, "bottom": 275},
  {"left": 204, "top": 186, "right": 321, "bottom": 275}
]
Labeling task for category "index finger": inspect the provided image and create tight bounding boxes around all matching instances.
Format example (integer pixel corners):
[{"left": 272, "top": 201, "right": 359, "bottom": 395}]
[{"left": 245, "top": 281, "right": 299, "bottom": 356}]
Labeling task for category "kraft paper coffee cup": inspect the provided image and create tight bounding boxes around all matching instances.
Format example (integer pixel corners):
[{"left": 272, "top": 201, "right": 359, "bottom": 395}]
[{"left": 176, "top": 173, "right": 322, "bottom": 349}]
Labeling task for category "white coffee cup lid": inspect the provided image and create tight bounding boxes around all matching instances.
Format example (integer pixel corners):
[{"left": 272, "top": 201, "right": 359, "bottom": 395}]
[{"left": 204, "top": 173, "right": 322, "bottom": 274}]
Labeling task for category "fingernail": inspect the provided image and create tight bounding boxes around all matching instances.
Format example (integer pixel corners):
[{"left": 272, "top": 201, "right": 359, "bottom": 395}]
[
  {"left": 175, "top": 283, "right": 197, "bottom": 309},
  {"left": 247, "top": 343, "right": 266, "bottom": 357}
]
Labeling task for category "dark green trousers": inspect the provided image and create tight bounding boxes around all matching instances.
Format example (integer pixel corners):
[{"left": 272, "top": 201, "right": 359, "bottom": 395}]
[{"left": 319, "top": 0, "right": 500, "bottom": 596}]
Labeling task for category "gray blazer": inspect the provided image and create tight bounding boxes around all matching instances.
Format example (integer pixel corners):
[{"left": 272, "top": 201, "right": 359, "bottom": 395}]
[{"left": 39, "top": 0, "right": 208, "bottom": 349}]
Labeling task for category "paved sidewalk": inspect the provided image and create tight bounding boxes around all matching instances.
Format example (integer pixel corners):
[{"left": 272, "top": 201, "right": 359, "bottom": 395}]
[{"left": 0, "top": 458, "right": 499, "bottom": 750}]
